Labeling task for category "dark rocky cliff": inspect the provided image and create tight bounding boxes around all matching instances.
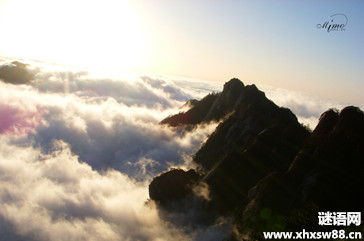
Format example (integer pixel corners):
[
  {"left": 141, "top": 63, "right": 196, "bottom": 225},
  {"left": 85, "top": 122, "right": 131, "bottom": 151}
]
[
  {"left": 233, "top": 106, "right": 364, "bottom": 240},
  {"left": 149, "top": 79, "right": 364, "bottom": 240}
]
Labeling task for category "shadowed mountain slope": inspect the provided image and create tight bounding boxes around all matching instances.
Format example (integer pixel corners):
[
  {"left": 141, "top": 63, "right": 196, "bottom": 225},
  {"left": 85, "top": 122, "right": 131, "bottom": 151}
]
[{"left": 149, "top": 79, "right": 364, "bottom": 240}]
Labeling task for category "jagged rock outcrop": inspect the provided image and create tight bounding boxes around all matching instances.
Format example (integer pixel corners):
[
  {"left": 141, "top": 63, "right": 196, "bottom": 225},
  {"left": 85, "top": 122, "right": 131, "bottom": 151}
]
[
  {"left": 190, "top": 80, "right": 310, "bottom": 213},
  {"left": 0, "top": 61, "right": 32, "bottom": 84},
  {"left": 149, "top": 78, "right": 364, "bottom": 240},
  {"left": 160, "top": 93, "right": 219, "bottom": 126},
  {"left": 289, "top": 106, "right": 364, "bottom": 210},
  {"left": 194, "top": 95, "right": 307, "bottom": 171},
  {"left": 149, "top": 169, "right": 202, "bottom": 205},
  {"left": 203, "top": 119, "right": 309, "bottom": 212},
  {"left": 151, "top": 79, "right": 309, "bottom": 210},
  {"left": 233, "top": 106, "right": 364, "bottom": 240},
  {"left": 161, "top": 78, "right": 247, "bottom": 126}
]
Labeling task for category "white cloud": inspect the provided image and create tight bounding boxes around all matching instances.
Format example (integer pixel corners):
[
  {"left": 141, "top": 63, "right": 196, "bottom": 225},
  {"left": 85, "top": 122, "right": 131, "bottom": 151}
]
[
  {"left": 0, "top": 70, "right": 216, "bottom": 179},
  {"left": 0, "top": 137, "right": 189, "bottom": 241},
  {"left": 0, "top": 61, "right": 221, "bottom": 240}
]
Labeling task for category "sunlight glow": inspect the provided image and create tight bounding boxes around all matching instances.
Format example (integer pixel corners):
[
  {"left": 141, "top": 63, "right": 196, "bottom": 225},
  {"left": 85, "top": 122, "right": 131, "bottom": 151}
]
[{"left": 0, "top": 0, "right": 147, "bottom": 70}]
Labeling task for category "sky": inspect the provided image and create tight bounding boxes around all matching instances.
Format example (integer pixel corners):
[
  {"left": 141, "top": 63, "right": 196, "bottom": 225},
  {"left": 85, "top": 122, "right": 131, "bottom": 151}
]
[
  {"left": 0, "top": 0, "right": 363, "bottom": 104},
  {"left": 0, "top": 1, "right": 363, "bottom": 239}
]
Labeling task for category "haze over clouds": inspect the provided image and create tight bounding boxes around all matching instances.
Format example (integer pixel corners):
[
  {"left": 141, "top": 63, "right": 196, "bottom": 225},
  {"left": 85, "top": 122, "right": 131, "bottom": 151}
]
[
  {"left": 0, "top": 61, "right": 220, "bottom": 177},
  {"left": 0, "top": 60, "right": 227, "bottom": 240},
  {"left": 259, "top": 84, "right": 364, "bottom": 129},
  {"left": 0, "top": 59, "right": 362, "bottom": 240}
]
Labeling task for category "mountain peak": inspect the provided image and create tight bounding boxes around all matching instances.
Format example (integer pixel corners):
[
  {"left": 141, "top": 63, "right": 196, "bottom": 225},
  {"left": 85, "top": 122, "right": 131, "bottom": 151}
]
[
  {"left": 160, "top": 78, "right": 262, "bottom": 126},
  {"left": 222, "top": 78, "right": 245, "bottom": 92},
  {"left": 153, "top": 76, "right": 364, "bottom": 239}
]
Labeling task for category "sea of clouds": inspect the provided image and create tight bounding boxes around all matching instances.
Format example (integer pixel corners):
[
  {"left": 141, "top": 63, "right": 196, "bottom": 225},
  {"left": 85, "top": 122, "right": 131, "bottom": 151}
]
[
  {"left": 0, "top": 57, "right": 361, "bottom": 241},
  {"left": 0, "top": 58, "right": 228, "bottom": 241}
]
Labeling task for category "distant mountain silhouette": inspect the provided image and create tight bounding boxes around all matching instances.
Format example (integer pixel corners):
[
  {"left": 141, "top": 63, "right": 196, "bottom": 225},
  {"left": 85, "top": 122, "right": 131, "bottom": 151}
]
[
  {"left": 0, "top": 61, "right": 32, "bottom": 84},
  {"left": 149, "top": 79, "right": 364, "bottom": 240}
]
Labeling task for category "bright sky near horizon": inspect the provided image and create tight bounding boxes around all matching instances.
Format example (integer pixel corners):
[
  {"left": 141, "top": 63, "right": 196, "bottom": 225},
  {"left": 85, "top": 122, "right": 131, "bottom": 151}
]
[{"left": 0, "top": 0, "right": 363, "bottom": 104}]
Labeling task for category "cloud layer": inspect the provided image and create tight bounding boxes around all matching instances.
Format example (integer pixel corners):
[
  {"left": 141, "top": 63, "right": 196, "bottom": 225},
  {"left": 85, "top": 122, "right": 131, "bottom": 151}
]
[
  {"left": 0, "top": 60, "right": 222, "bottom": 240},
  {"left": 1, "top": 64, "right": 217, "bottom": 178},
  {"left": 0, "top": 137, "right": 192, "bottom": 241}
]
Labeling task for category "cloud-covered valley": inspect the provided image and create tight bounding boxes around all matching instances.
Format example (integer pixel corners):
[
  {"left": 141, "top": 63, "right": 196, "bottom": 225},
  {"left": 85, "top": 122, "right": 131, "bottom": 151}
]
[
  {"left": 0, "top": 62, "right": 219, "bottom": 177},
  {"left": 1, "top": 59, "right": 362, "bottom": 240},
  {"left": 0, "top": 60, "right": 223, "bottom": 240},
  {"left": 0, "top": 136, "right": 193, "bottom": 241}
]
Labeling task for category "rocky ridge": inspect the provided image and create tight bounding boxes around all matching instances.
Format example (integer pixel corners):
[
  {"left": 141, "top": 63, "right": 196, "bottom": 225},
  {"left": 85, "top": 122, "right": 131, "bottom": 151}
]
[{"left": 150, "top": 78, "right": 364, "bottom": 240}]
